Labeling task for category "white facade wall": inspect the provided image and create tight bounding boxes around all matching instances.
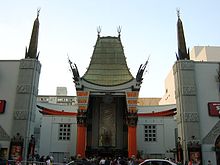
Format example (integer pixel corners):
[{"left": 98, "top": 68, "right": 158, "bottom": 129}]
[
  {"left": 0, "top": 60, "right": 20, "bottom": 150},
  {"left": 36, "top": 102, "right": 78, "bottom": 162},
  {"left": 194, "top": 62, "right": 219, "bottom": 139},
  {"left": 39, "top": 115, "right": 77, "bottom": 162},
  {"left": 137, "top": 116, "right": 177, "bottom": 159},
  {"left": 137, "top": 104, "right": 177, "bottom": 159},
  {"left": 194, "top": 62, "right": 220, "bottom": 163}
]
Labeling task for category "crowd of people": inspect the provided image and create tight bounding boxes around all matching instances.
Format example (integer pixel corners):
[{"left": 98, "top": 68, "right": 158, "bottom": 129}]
[
  {"left": 12, "top": 153, "right": 212, "bottom": 165},
  {"left": 30, "top": 154, "right": 142, "bottom": 165},
  {"left": 65, "top": 154, "right": 141, "bottom": 165}
]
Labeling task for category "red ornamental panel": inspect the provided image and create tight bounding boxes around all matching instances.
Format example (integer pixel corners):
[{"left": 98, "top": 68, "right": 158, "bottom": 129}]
[
  {"left": 208, "top": 102, "right": 220, "bottom": 116},
  {"left": 126, "top": 91, "right": 139, "bottom": 113},
  {"left": 0, "top": 100, "right": 6, "bottom": 114},
  {"left": 77, "top": 91, "right": 90, "bottom": 111}
]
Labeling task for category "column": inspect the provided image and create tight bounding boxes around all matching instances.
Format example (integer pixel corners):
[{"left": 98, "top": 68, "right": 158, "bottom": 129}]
[
  {"left": 76, "top": 124, "right": 86, "bottom": 157},
  {"left": 128, "top": 125, "right": 137, "bottom": 157},
  {"left": 127, "top": 113, "right": 138, "bottom": 158},
  {"left": 76, "top": 112, "right": 87, "bottom": 157}
]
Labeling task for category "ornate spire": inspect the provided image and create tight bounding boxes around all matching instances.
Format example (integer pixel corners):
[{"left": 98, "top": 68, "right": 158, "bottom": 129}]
[
  {"left": 25, "top": 9, "right": 40, "bottom": 59},
  {"left": 176, "top": 9, "right": 190, "bottom": 60},
  {"left": 97, "top": 26, "right": 101, "bottom": 38},
  {"left": 117, "top": 26, "right": 122, "bottom": 39}
]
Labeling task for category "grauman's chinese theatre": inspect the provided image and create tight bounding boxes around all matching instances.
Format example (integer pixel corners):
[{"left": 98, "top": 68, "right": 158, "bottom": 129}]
[{"left": 69, "top": 29, "right": 147, "bottom": 158}]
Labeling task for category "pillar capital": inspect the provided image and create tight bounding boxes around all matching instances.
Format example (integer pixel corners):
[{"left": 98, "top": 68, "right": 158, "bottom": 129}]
[
  {"left": 126, "top": 112, "right": 138, "bottom": 126},
  {"left": 77, "top": 112, "right": 87, "bottom": 126}
]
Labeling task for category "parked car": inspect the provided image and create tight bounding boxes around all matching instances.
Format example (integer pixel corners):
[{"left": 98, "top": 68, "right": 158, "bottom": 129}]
[{"left": 139, "top": 159, "right": 177, "bottom": 165}]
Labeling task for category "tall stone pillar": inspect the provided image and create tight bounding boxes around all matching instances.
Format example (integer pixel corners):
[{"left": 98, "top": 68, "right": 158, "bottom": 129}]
[
  {"left": 173, "top": 60, "right": 201, "bottom": 163},
  {"left": 11, "top": 59, "right": 41, "bottom": 161},
  {"left": 76, "top": 112, "right": 87, "bottom": 157}
]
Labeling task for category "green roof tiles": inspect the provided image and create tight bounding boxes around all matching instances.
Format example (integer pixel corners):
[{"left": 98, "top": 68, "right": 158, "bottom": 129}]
[{"left": 82, "top": 36, "right": 134, "bottom": 86}]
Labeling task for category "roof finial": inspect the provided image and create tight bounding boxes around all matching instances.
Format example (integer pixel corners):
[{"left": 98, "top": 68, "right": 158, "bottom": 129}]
[
  {"left": 37, "top": 8, "right": 41, "bottom": 18},
  {"left": 117, "top": 26, "right": 122, "bottom": 38},
  {"left": 176, "top": 8, "right": 180, "bottom": 18},
  {"left": 97, "top": 26, "right": 101, "bottom": 37}
]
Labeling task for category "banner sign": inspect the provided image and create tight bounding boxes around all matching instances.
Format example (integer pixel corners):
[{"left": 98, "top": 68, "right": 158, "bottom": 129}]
[
  {"left": 126, "top": 91, "right": 139, "bottom": 113},
  {"left": 208, "top": 102, "right": 220, "bottom": 116},
  {"left": 76, "top": 91, "right": 90, "bottom": 111},
  {"left": 0, "top": 100, "right": 6, "bottom": 114}
]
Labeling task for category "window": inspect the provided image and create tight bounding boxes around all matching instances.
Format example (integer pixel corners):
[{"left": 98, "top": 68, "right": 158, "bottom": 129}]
[
  {"left": 59, "top": 124, "right": 71, "bottom": 140},
  {"left": 144, "top": 125, "right": 156, "bottom": 142}
]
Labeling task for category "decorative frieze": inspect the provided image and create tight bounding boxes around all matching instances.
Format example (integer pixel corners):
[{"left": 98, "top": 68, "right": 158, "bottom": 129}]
[
  {"left": 178, "top": 60, "right": 194, "bottom": 70},
  {"left": 20, "top": 59, "right": 41, "bottom": 73},
  {"left": 17, "top": 84, "right": 32, "bottom": 94},
  {"left": 183, "top": 112, "right": 199, "bottom": 122},
  {"left": 203, "top": 120, "right": 220, "bottom": 144},
  {"left": 77, "top": 91, "right": 90, "bottom": 111},
  {"left": 14, "top": 110, "right": 28, "bottom": 120},
  {"left": 20, "top": 60, "right": 35, "bottom": 69},
  {"left": 182, "top": 86, "right": 196, "bottom": 96},
  {"left": 0, "top": 126, "right": 10, "bottom": 141},
  {"left": 173, "top": 60, "right": 194, "bottom": 74},
  {"left": 126, "top": 91, "right": 139, "bottom": 113}
]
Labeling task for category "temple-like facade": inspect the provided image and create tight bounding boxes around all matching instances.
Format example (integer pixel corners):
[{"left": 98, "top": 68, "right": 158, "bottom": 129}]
[{"left": 69, "top": 30, "right": 148, "bottom": 158}]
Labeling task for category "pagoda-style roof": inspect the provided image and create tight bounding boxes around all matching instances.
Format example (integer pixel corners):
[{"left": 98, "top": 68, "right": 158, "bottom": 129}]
[{"left": 82, "top": 36, "right": 134, "bottom": 86}]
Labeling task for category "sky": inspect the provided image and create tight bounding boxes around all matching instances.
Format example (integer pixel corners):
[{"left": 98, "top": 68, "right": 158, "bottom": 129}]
[{"left": 0, "top": 0, "right": 220, "bottom": 97}]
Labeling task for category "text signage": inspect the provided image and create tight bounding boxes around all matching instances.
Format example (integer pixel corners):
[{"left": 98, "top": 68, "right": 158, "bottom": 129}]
[
  {"left": 208, "top": 102, "right": 220, "bottom": 116},
  {"left": 0, "top": 100, "right": 6, "bottom": 114}
]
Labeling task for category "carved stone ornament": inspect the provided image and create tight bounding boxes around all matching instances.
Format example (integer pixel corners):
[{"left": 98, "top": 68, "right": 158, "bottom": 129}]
[
  {"left": 14, "top": 110, "right": 27, "bottom": 120},
  {"left": 20, "top": 60, "right": 35, "bottom": 69},
  {"left": 20, "top": 59, "right": 41, "bottom": 73},
  {"left": 182, "top": 86, "right": 196, "bottom": 96},
  {"left": 183, "top": 112, "right": 199, "bottom": 122},
  {"left": 17, "top": 84, "right": 32, "bottom": 94},
  {"left": 0, "top": 125, "right": 10, "bottom": 141},
  {"left": 127, "top": 113, "right": 138, "bottom": 126},
  {"left": 179, "top": 60, "right": 194, "bottom": 70},
  {"left": 77, "top": 112, "right": 87, "bottom": 126},
  {"left": 203, "top": 120, "right": 220, "bottom": 144}
]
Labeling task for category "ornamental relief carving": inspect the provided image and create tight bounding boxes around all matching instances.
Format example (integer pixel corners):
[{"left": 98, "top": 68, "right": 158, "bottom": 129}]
[
  {"left": 17, "top": 84, "right": 31, "bottom": 94},
  {"left": 203, "top": 120, "right": 220, "bottom": 144},
  {"left": 183, "top": 112, "right": 199, "bottom": 122},
  {"left": 179, "top": 61, "right": 194, "bottom": 70},
  {"left": 14, "top": 111, "right": 27, "bottom": 120},
  {"left": 126, "top": 113, "right": 138, "bottom": 126},
  {"left": 20, "top": 60, "right": 35, "bottom": 69},
  {"left": 77, "top": 112, "right": 87, "bottom": 126},
  {"left": 0, "top": 126, "right": 10, "bottom": 141},
  {"left": 182, "top": 86, "right": 196, "bottom": 96}
]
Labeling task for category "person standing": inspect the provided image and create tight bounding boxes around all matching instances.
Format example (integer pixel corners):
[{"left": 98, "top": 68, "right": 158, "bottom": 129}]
[{"left": 99, "top": 157, "right": 106, "bottom": 165}]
